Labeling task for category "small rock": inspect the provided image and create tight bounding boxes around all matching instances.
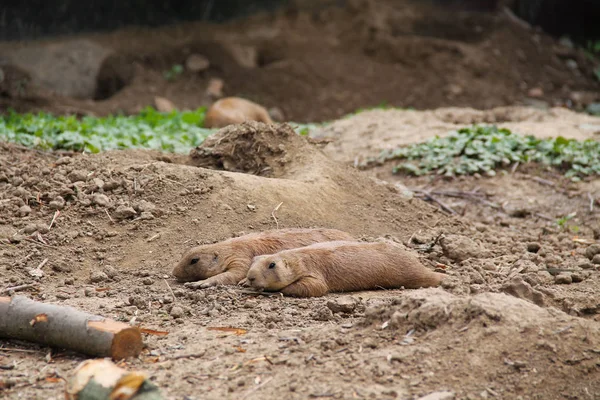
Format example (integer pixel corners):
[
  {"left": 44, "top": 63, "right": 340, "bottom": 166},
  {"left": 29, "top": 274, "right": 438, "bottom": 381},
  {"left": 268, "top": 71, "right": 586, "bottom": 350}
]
[
  {"left": 92, "top": 193, "right": 111, "bottom": 207},
  {"left": 133, "top": 200, "right": 156, "bottom": 213},
  {"left": 142, "top": 278, "right": 154, "bottom": 285},
  {"left": 56, "top": 292, "right": 70, "bottom": 300},
  {"left": 23, "top": 224, "right": 38, "bottom": 234},
  {"left": 206, "top": 78, "right": 224, "bottom": 98},
  {"left": 49, "top": 196, "right": 66, "bottom": 210},
  {"left": 114, "top": 205, "right": 136, "bottom": 220},
  {"left": 185, "top": 54, "right": 210, "bottom": 72},
  {"left": 139, "top": 211, "right": 155, "bottom": 220},
  {"left": 440, "top": 235, "right": 486, "bottom": 262},
  {"left": 247, "top": 204, "right": 256, "bottom": 211},
  {"left": 18, "top": 205, "right": 32, "bottom": 216},
  {"left": 90, "top": 271, "right": 109, "bottom": 283},
  {"left": 103, "top": 180, "right": 120, "bottom": 191},
  {"left": 268, "top": 107, "right": 285, "bottom": 122},
  {"left": 501, "top": 276, "right": 545, "bottom": 306},
  {"left": 416, "top": 391, "right": 455, "bottom": 400},
  {"left": 154, "top": 96, "right": 176, "bottom": 113},
  {"left": 579, "top": 261, "right": 594, "bottom": 270},
  {"left": 12, "top": 176, "right": 24, "bottom": 186},
  {"left": 526, "top": 243, "right": 541, "bottom": 253},
  {"left": 64, "top": 277, "right": 75, "bottom": 285},
  {"left": 586, "top": 244, "right": 600, "bottom": 260},
  {"left": 103, "top": 265, "right": 118, "bottom": 279},
  {"left": 592, "top": 254, "right": 600, "bottom": 265},
  {"left": 84, "top": 287, "right": 95, "bottom": 297},
  {"left": 554, "top": 273, "right": 572, "bottom": 285},
  {"left": 527, "top": 87, "right": 544, "bottom": 98},
  {"left": 170, "top": 306, "right": 184, "bottom": 318},
  {"left": 565, "top": 59, "right": 578, "bottom": 70},
  {"left": 55, "top": 156, "right": 72, "bottom": 165},
  {"left": 570, "top": 273, "right": 585, "bottom": 283},
  {"left": 326, "top": 296, "right": 358, "bottom": 314},
  {"left": 68, "top": 170, "right": 88, "bottom": 183},
  {"left": 91, "top": 178, "right": 105, "bottom": 190},
  {"left": 36, "top": 224, "right": 49, "bottom": 234},
  {"left": 312, "top": 306, "right": 334, "bottom": 321}
]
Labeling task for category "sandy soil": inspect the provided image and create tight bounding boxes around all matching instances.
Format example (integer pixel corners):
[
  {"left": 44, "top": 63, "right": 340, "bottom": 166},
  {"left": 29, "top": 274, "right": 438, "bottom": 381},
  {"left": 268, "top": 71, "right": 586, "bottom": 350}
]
[{"left": 0, "top": 115, "right": 599, "bottom": 400}]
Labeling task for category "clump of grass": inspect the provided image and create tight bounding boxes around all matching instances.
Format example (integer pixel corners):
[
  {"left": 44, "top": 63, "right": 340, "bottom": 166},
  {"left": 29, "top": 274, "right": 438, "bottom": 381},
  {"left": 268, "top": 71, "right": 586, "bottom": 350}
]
[
  {"left": 371, "top": 125, "right": 600, "bottom": 180},
  {"left": 0, "top": 107, "right": 213, "bottom": 153}
]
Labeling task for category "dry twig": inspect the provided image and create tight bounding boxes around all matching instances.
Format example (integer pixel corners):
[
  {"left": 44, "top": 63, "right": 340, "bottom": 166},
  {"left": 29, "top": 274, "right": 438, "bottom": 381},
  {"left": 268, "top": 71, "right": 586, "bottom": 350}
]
[{"left": 271, "top": 202, "right": 283, "bottom": 229}]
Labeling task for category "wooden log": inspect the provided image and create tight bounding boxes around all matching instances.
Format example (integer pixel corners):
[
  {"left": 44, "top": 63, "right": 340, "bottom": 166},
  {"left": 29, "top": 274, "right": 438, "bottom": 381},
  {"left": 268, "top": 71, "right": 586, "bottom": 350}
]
[
  {"left": 65, "top": 359, "right": 163, "bottom": 400},
  {"left": 0, "top": 296, "right": 143, "bottom": 360}
]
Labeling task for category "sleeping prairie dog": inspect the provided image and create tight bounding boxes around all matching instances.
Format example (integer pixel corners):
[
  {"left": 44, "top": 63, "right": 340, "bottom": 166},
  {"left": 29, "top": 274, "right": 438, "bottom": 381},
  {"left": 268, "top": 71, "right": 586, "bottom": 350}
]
[
  {"left": 242, "top": 240, "right": 445, "bottom": 297},
  {"left": 204, "top": 97, "right": 273, "bottom": 128},
  {"left": 172, "top": 228, "right": 354, "bottom": 289}
]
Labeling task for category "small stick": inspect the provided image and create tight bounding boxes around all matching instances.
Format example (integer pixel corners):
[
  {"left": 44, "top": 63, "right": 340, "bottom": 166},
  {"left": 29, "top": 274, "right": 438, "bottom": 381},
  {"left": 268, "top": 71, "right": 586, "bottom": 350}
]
[
  {"left": 588, "top": 193, "right": 595, "bottom": 212},
  {"left": 0, "top": 283, "right": 39, "bottom": 295},
  {"left": 271, "top": 202, "right": 283, "bottom": 229},
  {"left": 242, "top": 377, "right": 274, "bottom": 399},
  {"left": 418, "top": 191, "right": 457, "bottom": 215},
  {"left": 104, "top": 209, "right": 114, "bottom": 223},
  {"left": 21, "top": 237, "right": 58, "bottom": 249},
  {"left": 170, "top": 352, "right": 206, "bottom": 360},
  {"left": 0, "top": 347, "right": 46, "bottom": 354},
  {"left": 163, "top": 279, "right": 177, "bottom": 303},
  {"left": 534, "top": 213, "right": 554, "bottom": 221},
  {"left": 531, "top": 176, "right": 555, "bottom": 187},
  {"left": 510, "top": 161, "right": 519, "bottom": 174},
  {"left": 36, "top": 258, "right": 49, "bottom": 270},
  {"left": 236, "top": 289, "right": 279, "bottom": 297}
]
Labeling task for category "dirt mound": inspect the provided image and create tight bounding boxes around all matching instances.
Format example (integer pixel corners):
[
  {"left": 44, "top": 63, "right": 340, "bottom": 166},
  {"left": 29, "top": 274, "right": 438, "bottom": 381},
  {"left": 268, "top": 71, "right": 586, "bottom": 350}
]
[{"left": 1, "top": 0, "right": 599, "bottom": 120}]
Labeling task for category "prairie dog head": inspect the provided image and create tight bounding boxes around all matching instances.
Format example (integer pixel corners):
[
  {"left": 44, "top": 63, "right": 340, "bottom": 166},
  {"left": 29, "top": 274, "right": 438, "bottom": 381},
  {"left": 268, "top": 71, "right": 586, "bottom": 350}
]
[
  {"left": 172, "top": 245, "right": 222, "bottom": 282},
  {"left": 245, "top": 254, "right": 297, "bottom": 291}
]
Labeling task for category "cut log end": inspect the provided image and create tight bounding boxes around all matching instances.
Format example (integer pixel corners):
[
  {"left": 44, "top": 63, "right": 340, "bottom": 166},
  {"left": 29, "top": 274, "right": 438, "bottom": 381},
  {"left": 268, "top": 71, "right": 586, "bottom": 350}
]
[{"left": 87, "top": 320, "right": 144, "bottom": 360}]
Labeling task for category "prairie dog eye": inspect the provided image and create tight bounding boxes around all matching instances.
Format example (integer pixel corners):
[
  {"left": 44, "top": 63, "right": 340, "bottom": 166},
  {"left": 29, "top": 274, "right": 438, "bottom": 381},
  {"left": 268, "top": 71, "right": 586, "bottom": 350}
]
[
  {"left": 268, "top": 262, "right": 276, "bottom": 269},
  {"left": 190, "top": 258, "right": 199, "bottom": 265}
]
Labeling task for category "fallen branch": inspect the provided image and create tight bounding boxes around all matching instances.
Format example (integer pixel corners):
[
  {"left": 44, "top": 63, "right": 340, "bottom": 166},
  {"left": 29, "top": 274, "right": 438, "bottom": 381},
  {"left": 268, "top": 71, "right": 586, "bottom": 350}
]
[
  {"left": 271, "top": 202, "right": 283, "bottom": 229},
  {"left": 0, "top": 296, "right": 144, "bottom": 360},
  {"left": 0, "top": 283, "right": 39, "bottom": 295}
]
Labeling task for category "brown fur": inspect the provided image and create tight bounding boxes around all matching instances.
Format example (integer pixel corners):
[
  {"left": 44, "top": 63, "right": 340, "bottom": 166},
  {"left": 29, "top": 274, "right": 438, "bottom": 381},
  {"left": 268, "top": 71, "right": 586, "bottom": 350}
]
[
  {"left": 172, "top": 228, "right": 354, "bottom": 288},
  {"left": 204, "top": 97, "right": 273, "bottom": 128},
  {"left": 243, "top": 241, "right": 445, "bottom": 297}
]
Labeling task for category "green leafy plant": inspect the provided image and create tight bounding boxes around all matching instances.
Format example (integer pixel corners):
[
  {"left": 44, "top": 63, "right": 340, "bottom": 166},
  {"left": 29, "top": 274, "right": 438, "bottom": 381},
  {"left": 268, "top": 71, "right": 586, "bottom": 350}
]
[
  {"left": 371, "top": 125, "right": 600, "bottom": 179},
  {"left": 0, "top": 108, "right": 330, "bottom": 153},
  {"left": 0, "top": 107, "right": 212, "bottom": 154},
  {"left": 163, "top": 64, "right": 184, "bottom": 81}
]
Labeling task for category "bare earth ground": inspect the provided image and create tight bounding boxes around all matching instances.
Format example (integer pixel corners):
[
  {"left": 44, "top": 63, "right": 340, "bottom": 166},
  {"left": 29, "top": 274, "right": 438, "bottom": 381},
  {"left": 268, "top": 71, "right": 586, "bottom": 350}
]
[
  {"left": 1, "top": 0, "right": 600, "bottom": 398},
  {"left": 0, "top": 112, "right": 599, "bottom": 399},
  {"left": 1, "top": 0, "right": 599, "bottom": 121}
]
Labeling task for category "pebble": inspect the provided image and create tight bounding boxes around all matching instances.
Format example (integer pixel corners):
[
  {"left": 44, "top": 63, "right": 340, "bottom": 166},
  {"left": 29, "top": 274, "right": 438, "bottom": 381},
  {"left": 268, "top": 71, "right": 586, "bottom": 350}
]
[
  {"left": 440, "top": 235, "right": 485, "bottom": 262},
  {"left": 416, "top": 392, "right": 455, "bottom": 400},
  {"left": 103, "top": 265, "right": 118, "bottom": 279},
  {"left": 18, "top": 205, "right": 32, "bottom": 216},
  {"left": 170, "top": 306, "right": 184, "bottom": 318},
  {"left": 140, "top": 211, "right": 155, "bottom": 220},
  {"left": 84, "top": 287, "right": 95, "bottom": 297},
  {"left": 90, "top": 271, "right": 109, "bottom": 283},
  {"left": 185, "top": 54, "right": 210, "bottom": 72},
  {"left": 592, "top": 254, "right": 600, "bottom": 265},
  {"left": 103, "top": 180, "right": 120, "bottom": 191},
  {"left": 64, "top": 278, "right": 75, "bottom": 285},
  {"left": 114, "top": 205, "right": 136, "bottom": 220},
  {"left": 326, "top": 296, "right": 358, "bottom": 314},
  {"left": 142, "top": 278, "right": 154, "bottom": 285},
  {"left": 93, "top": 193, "right": 111, "bottom": 207},
  {"left": 68, "top": 170, "right": 88, "bottom": 183},
  {"left": 585, "top": 244, "right": 600, "bottom": 260},
  {"left": 56, "top": 293, "right": 71, "bottom": 300},
  {"left": 23, "top": 224, "right": 38, "bottom": 234},
  {"left": 49, "top": 196, "right": 66, "bottom": 210},
  {"left": 570, "top": 273, "right": 585, "bottom": 283},
  {"left": 55, "top": 157, "right": 72, "bottom": 165},
  {"left": 554, "top": 273, "right": 572, "bottom": 284},
  {"left": 312, "top": 306, "right": 334, "bottom": 321},
  {"left": 526, "top": 243, "right": 541, "bottom": 253}
]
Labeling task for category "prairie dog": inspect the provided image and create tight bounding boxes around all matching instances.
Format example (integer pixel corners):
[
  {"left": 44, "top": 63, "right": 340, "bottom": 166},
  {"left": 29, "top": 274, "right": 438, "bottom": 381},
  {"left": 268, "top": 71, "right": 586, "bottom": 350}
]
[
  {"left": 172, "top": 228, "right": 354, "bottom": 289},
  {"left": 242, "top": 240, "right": 444, "bottom": 297},
  {"left": 204, "top": 97, "right": 273, "bottom": 128}
]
